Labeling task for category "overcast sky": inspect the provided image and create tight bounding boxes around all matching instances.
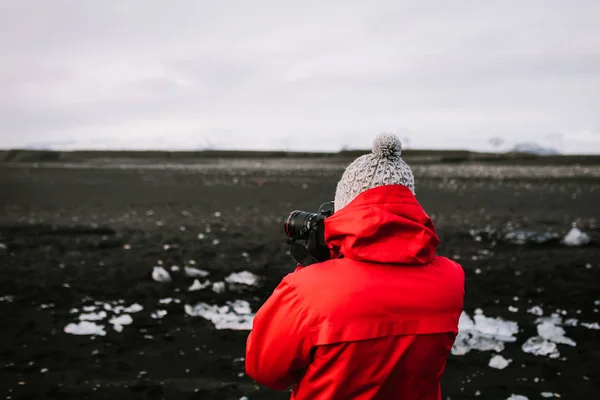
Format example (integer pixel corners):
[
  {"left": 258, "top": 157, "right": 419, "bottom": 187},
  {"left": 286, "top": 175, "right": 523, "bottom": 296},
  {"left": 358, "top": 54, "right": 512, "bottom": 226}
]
[{"left": 1, "top": 0, "right": 599, "bottom": 153}]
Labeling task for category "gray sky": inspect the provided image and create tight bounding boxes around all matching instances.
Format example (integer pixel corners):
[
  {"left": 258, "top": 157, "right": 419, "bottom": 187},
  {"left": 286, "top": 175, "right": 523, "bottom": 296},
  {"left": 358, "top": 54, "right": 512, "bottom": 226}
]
[{"left": 1, "top": 0, "right": 599, "bottom": 153}]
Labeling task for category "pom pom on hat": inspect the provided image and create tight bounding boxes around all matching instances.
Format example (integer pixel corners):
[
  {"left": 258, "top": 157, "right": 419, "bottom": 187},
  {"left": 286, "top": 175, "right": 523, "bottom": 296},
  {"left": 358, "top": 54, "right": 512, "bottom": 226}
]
[
  {"left": 333, "top": 133, "right": 415, "bottom": 211},
  {"left": 372, "top": 133, "right": 402, "bottom": 159}
]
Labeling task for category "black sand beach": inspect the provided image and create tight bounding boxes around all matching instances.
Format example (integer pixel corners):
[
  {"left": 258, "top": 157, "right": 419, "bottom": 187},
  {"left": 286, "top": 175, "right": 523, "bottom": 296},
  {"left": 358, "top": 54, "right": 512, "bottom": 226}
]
[{"left": 1, "top": 153, "right": 599, "bottom": 399}]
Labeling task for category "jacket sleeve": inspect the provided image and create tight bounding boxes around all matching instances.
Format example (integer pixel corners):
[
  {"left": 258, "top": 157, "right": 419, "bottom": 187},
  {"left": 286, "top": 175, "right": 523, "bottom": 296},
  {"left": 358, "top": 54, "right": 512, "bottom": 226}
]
[{"left": 245, "top": 276, "right": 313, "bottom": 390}]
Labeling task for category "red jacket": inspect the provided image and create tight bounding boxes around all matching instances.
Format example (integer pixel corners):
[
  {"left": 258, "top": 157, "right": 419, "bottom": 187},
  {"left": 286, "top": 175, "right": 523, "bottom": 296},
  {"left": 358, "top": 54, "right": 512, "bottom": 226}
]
[{"left": 246, "top": 185, "right": 465, "bottom": 399}]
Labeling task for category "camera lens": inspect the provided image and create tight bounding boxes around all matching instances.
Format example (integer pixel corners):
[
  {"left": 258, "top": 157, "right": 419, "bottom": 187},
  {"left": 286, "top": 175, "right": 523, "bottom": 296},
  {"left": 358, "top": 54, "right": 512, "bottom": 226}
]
[{"left": 284, "top": 211, "right": 318, "bottom": 239}]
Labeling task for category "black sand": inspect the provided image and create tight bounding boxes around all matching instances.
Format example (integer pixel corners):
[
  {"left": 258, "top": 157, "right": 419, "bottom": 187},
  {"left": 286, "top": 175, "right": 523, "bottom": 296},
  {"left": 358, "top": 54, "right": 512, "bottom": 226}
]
[{"left": 1, "top": 156, "right": 599, "bottom": 399}]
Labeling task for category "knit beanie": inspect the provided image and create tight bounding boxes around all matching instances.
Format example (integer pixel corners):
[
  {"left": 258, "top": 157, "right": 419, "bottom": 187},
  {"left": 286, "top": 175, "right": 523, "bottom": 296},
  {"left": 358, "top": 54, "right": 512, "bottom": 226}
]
[{"left": 334, "top": 133, "right": 415, "bottom": 212}]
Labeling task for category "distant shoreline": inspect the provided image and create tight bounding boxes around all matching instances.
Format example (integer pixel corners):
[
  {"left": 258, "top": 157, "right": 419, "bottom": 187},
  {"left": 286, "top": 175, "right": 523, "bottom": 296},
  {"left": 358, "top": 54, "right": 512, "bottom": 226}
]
[{"left": 1, "top": 148, "right": 599, "bottom": 165}]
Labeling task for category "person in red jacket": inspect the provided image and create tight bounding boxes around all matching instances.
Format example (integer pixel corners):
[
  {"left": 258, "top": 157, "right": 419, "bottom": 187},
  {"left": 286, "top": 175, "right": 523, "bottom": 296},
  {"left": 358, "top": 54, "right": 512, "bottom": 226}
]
[{"left": 245, "top": 133, "right": 465, "bottom": 399}]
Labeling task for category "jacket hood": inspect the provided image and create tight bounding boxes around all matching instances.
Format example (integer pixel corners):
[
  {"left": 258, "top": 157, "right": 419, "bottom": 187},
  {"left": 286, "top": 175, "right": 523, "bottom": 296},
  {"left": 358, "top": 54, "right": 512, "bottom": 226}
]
[{"left": 324, "top": 184, "right": 440, "bottom": 265}]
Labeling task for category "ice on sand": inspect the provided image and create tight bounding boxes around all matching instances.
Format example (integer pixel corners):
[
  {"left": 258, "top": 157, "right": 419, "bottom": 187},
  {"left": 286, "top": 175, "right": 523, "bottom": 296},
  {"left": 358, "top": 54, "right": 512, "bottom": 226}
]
[
  {"left": 64, "top": 321, "right": 106, "bottom": 336},
  {"left": 522, "top": 314, "right": 576, "bottom": 358},
  {"left": 212, "top": 281, "right": 226, "bottom": 293},
  {"left": 451, "top": 309, "right": 518, "bottom": 356},
  {"left": 527, "top": 306, "right": 544, "bottom": 316},
  {"left": 151, "top": 310, "right": 167, "bottom": 319},
  {"left": 562, "top": 227, "right": 591, "bottom": 246},
  {"left": 581, "top": 322, "right": 600, "bottom": 330},
  {"left": 184, "top": 267, "right": 210, "bottom": 278},
  {"left": 159, "top": 298, "right": 180, "bottom": 304},
  {"left": 189, "top": 279, "right": 211, "bottom": 291},
  {"left": 489, "top": 355, "right": 511, "bottom": 369},
  {"left": 121, "top": 303, "right": 143, "bottom": 313},
  {"left": 225, "top": 271, "right": 260, "bottom": 286},
  {"left": 109, "top": 314, "right": 133, "bottom": 332},
  {"left": 537, "top": 320, "right": 576, "bottom": 346},
  {"left": 79, "top": 311, "right": 107, "bottom": 321},
  {"left": 522, "top": 337, "right": 559, "bottom": 358},
  {"left": 152, "top": 266, "right": 172, "bottom": 283},
  {"left": 541, "top": 393, "right": 558, "bottom": 398},
  {"left": 184, "top": 300, "right": 254, "bottom": 330}
]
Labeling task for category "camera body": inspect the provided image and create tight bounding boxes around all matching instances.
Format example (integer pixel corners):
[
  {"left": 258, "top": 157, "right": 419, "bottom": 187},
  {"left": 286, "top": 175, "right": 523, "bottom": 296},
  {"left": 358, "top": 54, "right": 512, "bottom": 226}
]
[
  {"left": 284, "top": 201, "right": 334, "bottom": 245},
  {"left": 283, "top": 201, "right": 334, "bottom": 265}
]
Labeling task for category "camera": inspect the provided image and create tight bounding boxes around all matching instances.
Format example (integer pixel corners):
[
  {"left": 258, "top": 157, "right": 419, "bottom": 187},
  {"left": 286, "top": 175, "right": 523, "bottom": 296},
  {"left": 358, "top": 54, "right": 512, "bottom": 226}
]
[{"left": 284, "top": 201, "right": 335, "bottom": 244}]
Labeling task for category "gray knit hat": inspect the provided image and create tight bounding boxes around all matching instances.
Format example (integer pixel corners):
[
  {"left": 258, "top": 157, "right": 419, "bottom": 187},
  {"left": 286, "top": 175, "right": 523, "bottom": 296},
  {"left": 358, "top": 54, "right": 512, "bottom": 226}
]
[{"left": 334, "top": 133, "right": 415, "bottom": 211}]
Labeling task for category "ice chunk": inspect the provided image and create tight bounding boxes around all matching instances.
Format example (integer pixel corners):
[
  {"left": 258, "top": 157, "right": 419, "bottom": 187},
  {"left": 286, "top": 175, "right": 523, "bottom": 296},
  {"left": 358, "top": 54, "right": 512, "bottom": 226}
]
[
  {"left": 473, "top": 310, "right": 519, "bottom": 341},
  {"left": 503, "top": 230, "right": 560, "bottom": 245},
  {"left": 527, "top": 306, "right": 544, "bottom": 316},
  {"left": 109, "top": 314, "right": 133, "bottom": 332},
  {"left": 212, "top": 282, "right": 226, "bottom": 294},
  {"left": 470, "top": 227, "right": 562, "bottom": 245},
  {"left": 537, "top": 320, "right": 576, "bottom": 346},
  {"left": 541, "top": 393, "right": 556, "bottom": 398},
  {"left": 489, "top": 355, "right": 511, "bottom": 369},
  {"left": 522, "top": 314, "right": 576, "bottom": 358},
  {"left": 451, "top": 310, "right": 519, "bottom": 356},
  {"left": 225, "top": 271, "right": 261, "bottom": 287},
  {"left": 522, "top": 336, "right": 559, "bottom": 358},
  {"left": 123, "top": 304, "right": 143, "bottom": 313},
  {"left": 151, "top": 310, "right": 167, "bottom": 319},
  {"left": 189, "top": 279, "right": 211, "bottom": 291},
  {"left": 79, "top": 311, "right": 107, "bottom": 321},
  {"left": 508, "top": 306, "right": 519, "bottom": 313},
  {"left": 0, "top": 295, "right": 15, "bottom": 303},
  {"left": 581, "top": 322, "right": 600, "bottom": 330},
  {"left": 563, "top": 228, "right": 591, "bottom": 246},
  {"left": 563, "top": 318, "right": 578, "bottom": 327},
  {"left": 152, "top": 266, "right": 172, "bottom": 283},
  {"left": 184, "top": 300, "right": 254, "bottom": 330},
  {"left": 64, "top": 321, "right": 106, "bottom": 336},
  {"left": 507, "top": 396, "right": 529, "bottom": 400},
  {"left": 184, "top": 267, "right": 210, "bottom": 278}
]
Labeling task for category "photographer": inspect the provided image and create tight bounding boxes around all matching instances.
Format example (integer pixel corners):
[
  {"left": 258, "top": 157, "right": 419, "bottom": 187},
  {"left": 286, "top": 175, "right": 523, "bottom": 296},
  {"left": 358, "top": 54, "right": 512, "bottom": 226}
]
[{"left": 245, "top": 133, "right": 465, "bottom": 399}]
